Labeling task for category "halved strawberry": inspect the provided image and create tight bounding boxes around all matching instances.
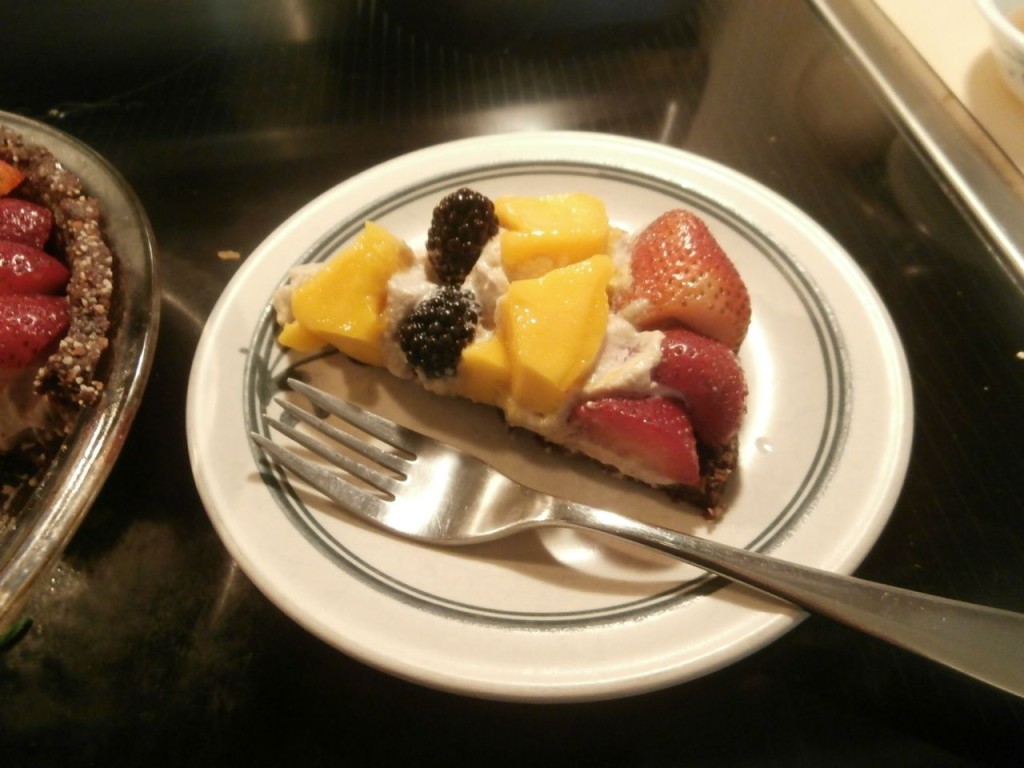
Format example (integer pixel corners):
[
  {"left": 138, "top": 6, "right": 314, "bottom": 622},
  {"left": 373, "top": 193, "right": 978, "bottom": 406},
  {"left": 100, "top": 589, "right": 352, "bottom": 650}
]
[
  {"left": 0, "top": 240, "right": 70, "bottom": 295},
  {"left": 0, "top": 160, "right": 24, "bottom": 195},
  {"left": 617, "top": 210, "right": 751, "bottom": 350},
  {"left": 653, "top": 328, "right": 746, "bottom": 444},
  {"left": 0, "top": 294, "right": 69, "bottom": 369},
  {"left": 0, "top": 198, "right": 53, "bottom": 250},
  {"left": 570, "top": 396, "right": 700, "bottom": 485}
]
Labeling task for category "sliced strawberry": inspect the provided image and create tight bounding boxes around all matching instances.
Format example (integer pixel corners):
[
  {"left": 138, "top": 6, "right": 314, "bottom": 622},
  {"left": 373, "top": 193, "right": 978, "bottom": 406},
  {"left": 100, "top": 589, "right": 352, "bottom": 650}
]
[
  {"left": 0, "top": 198, "right": 53, "bottom": 249},
  {"left": 0, "top": 161, "right": 25, "bottom": 195},
  {"left": 653, "top": 328, "right": 746, "bottom": 444},
  {"left": 617, "top": 210, "right": 751, "bottom": 350},
  {"left": 0, "top": 240, "right": 70, "bottom": 295},
  {"left": 570, "top": 396, "right": 700, "bottom": 486},
  {"left": 0, "top": 294, "right": 69, "bottom": 369}
]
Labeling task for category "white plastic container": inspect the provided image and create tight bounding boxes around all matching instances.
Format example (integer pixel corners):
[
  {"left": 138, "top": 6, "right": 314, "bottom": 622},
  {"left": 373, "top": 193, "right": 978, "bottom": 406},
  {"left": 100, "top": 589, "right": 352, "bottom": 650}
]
[{"left": 977, "top": 0, "right": 1024, "bottom": 101}]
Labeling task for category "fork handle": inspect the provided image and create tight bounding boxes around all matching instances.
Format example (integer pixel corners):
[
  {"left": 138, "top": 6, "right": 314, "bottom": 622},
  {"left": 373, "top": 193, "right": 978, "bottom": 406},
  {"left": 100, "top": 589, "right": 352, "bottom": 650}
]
[{"left": 560, "top": 504, "right": 1024, "bottom": 698}]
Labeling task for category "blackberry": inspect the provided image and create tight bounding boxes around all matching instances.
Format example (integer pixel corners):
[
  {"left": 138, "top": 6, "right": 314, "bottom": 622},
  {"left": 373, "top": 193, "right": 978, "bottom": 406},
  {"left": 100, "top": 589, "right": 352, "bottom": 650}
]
[
  {"left": 398, "top": 286, "right": 479, "bottom": 379},
  {"left": 426, "top": 188, "right": 499, "bottom": 285}
]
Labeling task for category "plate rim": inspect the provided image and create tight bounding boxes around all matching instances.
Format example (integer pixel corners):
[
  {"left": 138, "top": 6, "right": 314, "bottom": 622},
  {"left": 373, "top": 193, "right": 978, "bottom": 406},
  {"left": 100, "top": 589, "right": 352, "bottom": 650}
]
[{"left": 187, "top": 130, "right": 913, "bottom": 700}]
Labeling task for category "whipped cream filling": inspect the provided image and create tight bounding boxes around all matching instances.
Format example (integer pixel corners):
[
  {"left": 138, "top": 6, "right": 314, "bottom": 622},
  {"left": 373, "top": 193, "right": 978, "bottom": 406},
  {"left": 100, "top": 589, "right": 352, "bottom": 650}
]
[
  {"left": 381, "top": 259, "right": 434, "bottom": 376},
  {"left": 464, "top": 238, "right": 508, "bottom": 328}
]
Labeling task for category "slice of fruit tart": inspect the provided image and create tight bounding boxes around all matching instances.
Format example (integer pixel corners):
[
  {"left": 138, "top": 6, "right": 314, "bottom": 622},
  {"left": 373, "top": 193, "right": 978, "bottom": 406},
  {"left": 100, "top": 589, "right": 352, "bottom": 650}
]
[
  {"left": 0, "top": 125, "right": 115, "bottom": 499},
  {"left": 274, "top": 189, "right": 751, "bottom": 517}
]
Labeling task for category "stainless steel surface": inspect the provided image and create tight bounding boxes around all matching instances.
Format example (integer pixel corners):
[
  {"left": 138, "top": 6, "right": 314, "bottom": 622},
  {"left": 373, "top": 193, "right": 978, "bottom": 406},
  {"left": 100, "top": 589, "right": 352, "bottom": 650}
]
[
  {"left": 2, "top": 0, "right": 1023, "bottom": 765},
  {"left": 259, "top": 379, "right": 1024, "bottom": 699},
  {"left": 811, "top": 0, "right": 1024, "bottom": 292},
  {"left": 0, "top": 111, "right": 160, "bottom": 637}
]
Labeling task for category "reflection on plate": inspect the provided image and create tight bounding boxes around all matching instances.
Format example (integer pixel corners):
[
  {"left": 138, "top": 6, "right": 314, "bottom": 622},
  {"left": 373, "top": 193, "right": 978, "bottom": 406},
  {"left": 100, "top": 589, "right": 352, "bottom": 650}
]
[
  {"left": 0, "top": 111, "right": 160, "bottom": 633},
  {"left": 187, "top": 132, "right": 912, "bottom": 701}
]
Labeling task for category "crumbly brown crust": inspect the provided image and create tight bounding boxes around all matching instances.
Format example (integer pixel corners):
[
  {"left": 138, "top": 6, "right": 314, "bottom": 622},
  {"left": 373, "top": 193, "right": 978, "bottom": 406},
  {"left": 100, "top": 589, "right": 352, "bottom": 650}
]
[
  {"left": 0, "top": 125, "right": 114, "bottom": 407},
  {"left": 667, "top": 437, "right": 738, "bottom": 519}
]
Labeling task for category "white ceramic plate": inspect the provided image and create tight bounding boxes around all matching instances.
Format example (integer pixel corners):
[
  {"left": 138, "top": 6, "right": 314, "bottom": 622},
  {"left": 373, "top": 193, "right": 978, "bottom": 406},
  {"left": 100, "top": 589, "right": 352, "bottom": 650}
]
[{"left": 187, "top": 132, "right": 912, "bottom": 701}]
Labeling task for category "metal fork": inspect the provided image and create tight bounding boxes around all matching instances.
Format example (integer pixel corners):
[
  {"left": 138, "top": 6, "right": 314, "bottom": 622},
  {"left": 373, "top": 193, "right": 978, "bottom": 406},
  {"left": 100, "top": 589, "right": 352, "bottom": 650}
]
[{"left": 253, "top": 378, "right": 1024, "bottom": 698}]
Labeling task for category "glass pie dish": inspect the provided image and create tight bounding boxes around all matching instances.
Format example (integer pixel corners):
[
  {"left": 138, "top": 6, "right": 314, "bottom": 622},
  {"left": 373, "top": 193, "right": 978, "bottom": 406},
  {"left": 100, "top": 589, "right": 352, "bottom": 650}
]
[{"left": 0, "top": 110, "right": 159, "bottom": 636}]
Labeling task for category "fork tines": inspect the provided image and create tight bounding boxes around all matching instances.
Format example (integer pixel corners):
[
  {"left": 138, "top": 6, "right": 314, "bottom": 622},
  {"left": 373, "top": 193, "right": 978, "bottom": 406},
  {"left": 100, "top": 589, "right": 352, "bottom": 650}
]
[
  {"left": 285, "top": 378, "right": 419, "bottom": 456},
  {"left": 252, "top": 378, "right": 419, "bottom": 507}
]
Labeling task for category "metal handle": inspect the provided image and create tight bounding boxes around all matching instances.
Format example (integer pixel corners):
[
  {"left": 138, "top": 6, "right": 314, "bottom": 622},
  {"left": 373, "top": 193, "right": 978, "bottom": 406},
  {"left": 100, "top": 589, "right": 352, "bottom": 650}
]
[{"left": 561, "top": 503, "right": 1024, "bottom": 698}]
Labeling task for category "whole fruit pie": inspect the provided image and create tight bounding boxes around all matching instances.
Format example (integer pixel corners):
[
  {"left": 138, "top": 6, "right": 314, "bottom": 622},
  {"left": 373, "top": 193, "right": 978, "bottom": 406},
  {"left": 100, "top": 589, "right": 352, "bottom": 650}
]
[
  {"left": 274, "top": 188, "right": 751, "bottom": 517},
  {"left": 0, "top": 126, "right": 114, "bottom": 503}
]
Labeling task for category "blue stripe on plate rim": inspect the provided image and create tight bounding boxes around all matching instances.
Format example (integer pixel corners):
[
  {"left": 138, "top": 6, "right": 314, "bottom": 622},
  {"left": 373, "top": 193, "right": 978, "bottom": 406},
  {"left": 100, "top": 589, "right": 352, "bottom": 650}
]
[{"left": 241, "top": 160, "right": 849, "bottom": 629}]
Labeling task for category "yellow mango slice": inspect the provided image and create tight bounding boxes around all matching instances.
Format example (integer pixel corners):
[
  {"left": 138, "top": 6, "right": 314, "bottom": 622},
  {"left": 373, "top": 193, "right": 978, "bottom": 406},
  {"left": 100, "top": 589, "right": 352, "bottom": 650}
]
[
  {"left": 455, "top": 334, "right": 512, "bottom": 407},
  {"left": 277, "top": 320, "right": 327, "bottom": 352},
  {"left": 289, "top": 221, "right": 411, "bottom": 366},
  {"left": 500, "top": 254, "right": 613, "bottom": 414},
  {"left": 495, "top": 193, "right": 609, "bottom": 280}
]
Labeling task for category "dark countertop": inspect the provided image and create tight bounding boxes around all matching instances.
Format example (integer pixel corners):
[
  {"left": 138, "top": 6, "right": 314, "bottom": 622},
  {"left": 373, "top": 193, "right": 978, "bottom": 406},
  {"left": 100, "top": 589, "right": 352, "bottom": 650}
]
[{"left": 2, "top": 1, "right": 1023, "bottom": 765}]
